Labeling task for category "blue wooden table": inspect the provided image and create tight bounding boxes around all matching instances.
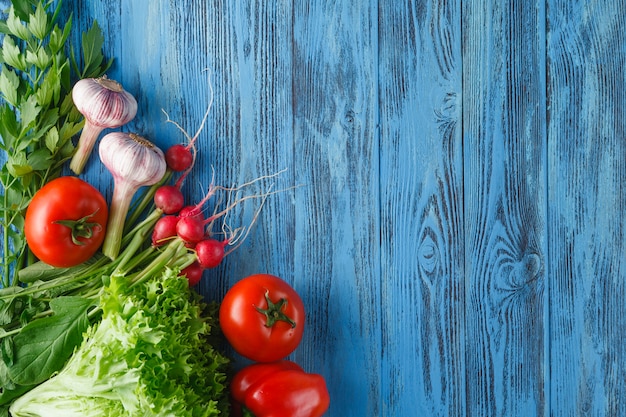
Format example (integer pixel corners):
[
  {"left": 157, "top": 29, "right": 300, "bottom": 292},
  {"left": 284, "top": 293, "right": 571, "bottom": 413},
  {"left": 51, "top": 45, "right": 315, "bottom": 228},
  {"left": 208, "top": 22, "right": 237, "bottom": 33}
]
[{"left": 38, "top": 0, "right": 626, "bottom": 415}]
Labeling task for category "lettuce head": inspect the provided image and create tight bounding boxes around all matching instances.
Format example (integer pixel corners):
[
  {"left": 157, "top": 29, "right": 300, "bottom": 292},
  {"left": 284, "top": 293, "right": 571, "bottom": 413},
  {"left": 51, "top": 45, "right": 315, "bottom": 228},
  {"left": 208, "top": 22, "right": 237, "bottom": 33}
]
[{"left": 9, "top": 268, "right": 230, "bottom": 416}]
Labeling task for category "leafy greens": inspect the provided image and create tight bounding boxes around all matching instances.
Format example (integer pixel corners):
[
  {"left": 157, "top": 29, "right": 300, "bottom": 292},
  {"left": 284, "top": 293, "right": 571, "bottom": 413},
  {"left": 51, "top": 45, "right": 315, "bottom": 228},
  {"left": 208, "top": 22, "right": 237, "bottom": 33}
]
[{"left": 9, "top": 268, "right": 230, "bottom": 416}]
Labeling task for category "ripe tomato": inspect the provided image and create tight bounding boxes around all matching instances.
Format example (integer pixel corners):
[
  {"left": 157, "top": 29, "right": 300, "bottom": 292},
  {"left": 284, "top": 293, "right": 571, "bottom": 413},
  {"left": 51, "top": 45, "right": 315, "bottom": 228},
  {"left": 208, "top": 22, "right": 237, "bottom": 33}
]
[
  {"left": 230, "top": 360, "right": 305, "bottom": 415},
  {"left": 219, "top": 273, "right": 305, "bottom": 362},
  {"left": 24, "top": 176, "right": 108, "bottom": 267},
  {"left": 231, "top": 360, "right": 330, "bottom": 417}
]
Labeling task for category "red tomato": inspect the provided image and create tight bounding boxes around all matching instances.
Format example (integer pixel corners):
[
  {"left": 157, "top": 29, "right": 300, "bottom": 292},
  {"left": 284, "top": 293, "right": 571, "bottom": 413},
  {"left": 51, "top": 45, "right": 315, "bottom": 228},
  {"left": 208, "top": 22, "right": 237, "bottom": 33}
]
[
  {"left": 231, "top": 360, "right": 304, "bottom": 404},
  {"left": 219, "top": 274, "right": 305, "bottom": 362},
  {"left": 231, "top": 361, "right": 330, "bottom": 417},
  {"left": 230, "top": 360, "right": 304, "bottom": 416},
  {"left": 24, "top": 176, "right": 108, "bottom": 267}
]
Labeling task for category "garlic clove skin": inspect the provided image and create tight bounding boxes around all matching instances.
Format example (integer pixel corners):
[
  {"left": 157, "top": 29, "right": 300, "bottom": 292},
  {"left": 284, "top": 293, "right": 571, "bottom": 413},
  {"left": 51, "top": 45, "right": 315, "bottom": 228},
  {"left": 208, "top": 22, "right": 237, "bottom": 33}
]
[
  {"left": 99, "top": 132, "right": 166, "bottom": 259},
  {"left": 70, "top": 76, "right": 138, "bottom": 174},
  {"left": 73, "top": 77, "right": 137, "bottom": 128},
  {"left": 99, "top": 132, "right": 166, "bottom": 188}
]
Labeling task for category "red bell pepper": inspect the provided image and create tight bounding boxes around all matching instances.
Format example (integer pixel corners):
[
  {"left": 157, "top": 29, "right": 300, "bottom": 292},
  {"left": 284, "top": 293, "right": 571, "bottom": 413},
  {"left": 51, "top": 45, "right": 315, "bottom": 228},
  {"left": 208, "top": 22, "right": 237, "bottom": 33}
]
[{"left": 231, "top": 360, "right": 330, "bottom": 417}]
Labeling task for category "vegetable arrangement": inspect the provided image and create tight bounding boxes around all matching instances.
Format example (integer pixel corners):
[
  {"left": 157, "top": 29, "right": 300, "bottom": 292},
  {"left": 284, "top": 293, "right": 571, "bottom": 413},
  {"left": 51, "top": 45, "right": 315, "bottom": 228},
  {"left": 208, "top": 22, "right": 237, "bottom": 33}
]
[
  {"left": 0, "top": 1, "right": 330, "bottom": 416},
  {"left": 221, "top": 275, "right": 330, "bottom": 417},
  {"left": 0, "top": 0, "right": 110, "bottom": 287}
]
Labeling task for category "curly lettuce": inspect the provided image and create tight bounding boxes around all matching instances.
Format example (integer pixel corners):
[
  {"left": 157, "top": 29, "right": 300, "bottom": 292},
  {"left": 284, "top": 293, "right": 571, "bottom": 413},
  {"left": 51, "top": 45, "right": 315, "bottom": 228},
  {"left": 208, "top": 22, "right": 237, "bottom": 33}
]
[{"left": 9, "top": 268, "right": 230, "bottom": 417}]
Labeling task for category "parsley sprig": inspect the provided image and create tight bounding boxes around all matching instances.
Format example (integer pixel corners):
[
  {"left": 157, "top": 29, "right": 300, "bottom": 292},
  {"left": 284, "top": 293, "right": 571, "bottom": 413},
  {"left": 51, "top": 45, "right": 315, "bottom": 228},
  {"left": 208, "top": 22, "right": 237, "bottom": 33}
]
[{"left": 0, "top": 0, "right": 112, "bottom": 287}]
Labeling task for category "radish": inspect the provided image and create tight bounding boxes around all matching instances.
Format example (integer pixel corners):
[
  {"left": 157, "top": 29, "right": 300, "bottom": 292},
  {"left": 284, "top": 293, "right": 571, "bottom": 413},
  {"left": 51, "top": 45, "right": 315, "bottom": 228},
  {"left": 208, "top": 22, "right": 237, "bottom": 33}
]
[
  {"left": 180, "top": 261, "right": 205, "bottom": 286},
  {"left": 162, "top": 72, "right": 213, "bottom": 172},
  {"left": 151, "top": 215, "right": 179, "bottom": 246},
  {"left": 154, "top": 185, "right": 185, "bottom": 214},
  {"left": 165, "top": 144, "right": 194, "bottom": 172},
  {"left": 195, "top": 238, "right": 227, "bottom": 269},
  {"left": 176, "top": 215, "right": 207, "bottom": 244},
  {"left": 178, "top": 205, "right": 202, "bottom": 219}
]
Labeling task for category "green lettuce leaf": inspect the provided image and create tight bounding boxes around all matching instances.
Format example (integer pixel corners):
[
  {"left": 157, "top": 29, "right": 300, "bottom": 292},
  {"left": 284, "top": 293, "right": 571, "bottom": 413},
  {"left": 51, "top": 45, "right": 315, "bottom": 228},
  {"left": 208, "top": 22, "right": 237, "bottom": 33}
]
[{"left": 9, "top": 268, "right": 230, "bottom": 417}]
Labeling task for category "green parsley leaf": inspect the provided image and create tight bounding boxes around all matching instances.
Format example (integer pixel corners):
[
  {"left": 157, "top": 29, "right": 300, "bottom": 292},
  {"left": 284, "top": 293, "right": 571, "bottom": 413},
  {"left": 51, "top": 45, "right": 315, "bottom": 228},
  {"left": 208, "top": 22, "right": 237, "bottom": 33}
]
[
  {"left": 1, "top": 36, "right": 26, "bottom": 71},
  {"left": 78, "top": 20, "right": 111, "bottom": 78},
  {"left": 27, "top": 148, "right": 52, "bottom": 171},
  {"left": 0, "top": 66, "right": 20, "bottom": 108},
  {"left": 5, "top": 7, "right": 30, "bottom": 41},
  {"left": 28, "top": 2, "right": 49, "bottom": 40},
  {"left": 25, "top": 46, "right": 50, "bottom": 70},
  {"left": 0, "top": 104, "right": 19, "bottom": 150},
  {"left": 44, "top": 126, "right": 59, "bottom": 152},
  {"left": 18, "top": 95, "right": 41, "bottom": 133}
]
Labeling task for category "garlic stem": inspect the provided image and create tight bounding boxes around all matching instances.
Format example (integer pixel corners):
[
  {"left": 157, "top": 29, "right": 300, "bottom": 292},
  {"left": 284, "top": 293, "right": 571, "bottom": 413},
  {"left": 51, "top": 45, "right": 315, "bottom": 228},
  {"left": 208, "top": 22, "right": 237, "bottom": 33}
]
[
  {"left": 69, "top": 120, "right": 103, "bottom": 174},
  {"left": 101, "top": 179, "right": 136, "bottom": 260}
]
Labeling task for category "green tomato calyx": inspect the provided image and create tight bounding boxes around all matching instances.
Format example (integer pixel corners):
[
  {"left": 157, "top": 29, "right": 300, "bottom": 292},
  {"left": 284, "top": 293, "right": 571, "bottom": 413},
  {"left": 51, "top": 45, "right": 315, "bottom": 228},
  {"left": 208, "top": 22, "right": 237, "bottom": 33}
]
[
  {"left": 255, "top": 290, "right": 296, "bottom": 328},
  {"left": 54, "top": 209, "right": 103, "bottom": 245}
]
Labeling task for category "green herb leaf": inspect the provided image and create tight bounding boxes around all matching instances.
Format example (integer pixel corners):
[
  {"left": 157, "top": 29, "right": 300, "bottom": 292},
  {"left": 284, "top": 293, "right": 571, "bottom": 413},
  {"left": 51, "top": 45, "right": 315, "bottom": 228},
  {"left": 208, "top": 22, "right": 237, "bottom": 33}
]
[
  {"left": 35, "top": 66, "right": 58, "bottom": 107},
  {"left": 27, "top": 148, "right": 52, "bottom": 171},
  {"left": 44, "top": 126, "right": 59, "bottom": 152},
  {"left": 28, "top": 2, "right": 48, "bottom": 40},
  {"left": 79, "top": 20, "right": 111, "bottom": 78},
  {"left": 0, "top": 36, "right": 26, "bottom": 71},
  {"left": 25, "top": 46, "right": 50, "bottom": 70},
  {"left": 5, "top": 7, "right": 30, "bottom": 41},
  {"left": 8, "top": 296, "right": 93, "bottom": 386},
  {"left": 18, "top": 95, "right": 41, "bottom": 133},
  {"left": 0, "top": 65, "right": 20, "bottom": 107},
  {"left": 0, "top": 104, "right": 19, "bottom": 150},
  {"left": 6, "top": 152, "right": 31, "bottom": 177}
]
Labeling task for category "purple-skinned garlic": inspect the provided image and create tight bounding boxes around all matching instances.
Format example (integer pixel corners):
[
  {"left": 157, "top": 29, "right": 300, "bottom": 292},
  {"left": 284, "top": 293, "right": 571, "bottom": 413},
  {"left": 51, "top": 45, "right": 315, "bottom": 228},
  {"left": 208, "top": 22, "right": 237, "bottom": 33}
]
[
  {"left": 70, "top": 76, "right": 137, "bottom": 174},
  {"left": 99, "top": 132, "right": 166, "bottom": 259}
]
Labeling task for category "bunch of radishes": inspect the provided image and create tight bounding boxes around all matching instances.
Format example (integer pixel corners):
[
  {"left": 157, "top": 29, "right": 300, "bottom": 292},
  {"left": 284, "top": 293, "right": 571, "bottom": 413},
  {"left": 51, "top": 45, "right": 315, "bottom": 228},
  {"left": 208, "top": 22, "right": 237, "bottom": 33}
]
[
  {"left": 152, "top": 147, "right": 231, "bottom": 285},
  {"left": 151, "top": 112, "right": 274, "bottom": 286},
  {"left": 71, "top": 73, "right": 277, "bottom": 286}
]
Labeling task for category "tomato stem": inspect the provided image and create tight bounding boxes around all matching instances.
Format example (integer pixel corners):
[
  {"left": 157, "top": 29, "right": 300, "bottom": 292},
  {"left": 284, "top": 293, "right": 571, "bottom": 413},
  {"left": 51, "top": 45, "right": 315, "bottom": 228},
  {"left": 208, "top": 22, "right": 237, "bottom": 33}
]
[
  {"left": 54, "top": 209, "right": 103, "bottom": 245},
  {"left": 255, "top": 290, "right": 296, "bottom": 328}
]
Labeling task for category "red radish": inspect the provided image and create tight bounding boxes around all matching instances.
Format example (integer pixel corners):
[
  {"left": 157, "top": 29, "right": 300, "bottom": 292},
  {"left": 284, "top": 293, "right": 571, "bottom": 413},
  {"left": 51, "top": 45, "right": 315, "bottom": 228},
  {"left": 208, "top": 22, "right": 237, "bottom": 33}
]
[
  {"left": 195, "top": 238, "right": 227, "bottom": 269},
  {"left": 151, "top": 215, "right": 179, "bottom": 246},
  {"left": 178, "top": 205, "right": 202, "bottom": 219},
  {"left": 165, "top": 144, "right": 194, "bottom": 172},
  {"left": 162, "top": 74, "right": 213, "bottom": 172},
  {"left": 154, "top": 185, "right": 185, "bottom": 214},
  {"left": 178, "top": 180, "right": 219, "bottom": 219},
  {"left": 180, "top": 261, "right": 205, "bottom": 286},
  {"left": 176, "top": 216, "right": 207, "bottom": 244}
]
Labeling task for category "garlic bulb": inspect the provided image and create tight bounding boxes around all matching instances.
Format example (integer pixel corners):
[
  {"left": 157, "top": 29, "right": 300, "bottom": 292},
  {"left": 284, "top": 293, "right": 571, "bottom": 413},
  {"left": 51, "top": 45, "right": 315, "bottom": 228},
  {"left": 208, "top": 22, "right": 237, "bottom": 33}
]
[
  {"left": 70, "top": 76, "right": 138, "bottom": 174},
  {"left": 99, "top": 132, "right": 166, "bottom": 259}
]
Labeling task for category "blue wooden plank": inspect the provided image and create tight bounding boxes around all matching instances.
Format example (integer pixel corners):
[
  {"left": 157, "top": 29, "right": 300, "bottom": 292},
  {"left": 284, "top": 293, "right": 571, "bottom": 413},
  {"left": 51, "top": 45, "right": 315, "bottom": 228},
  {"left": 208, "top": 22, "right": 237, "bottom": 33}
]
[
  {"left": 462, "top": 0, "right": 548, "bottom": 415},
  {"left": 547, "top": 1, "right": 626, "bottom": 415},
  {"left": 378, "top": 0, "right": 464, "bottom": 415},
  {"left": 290, "top": 2, "right": 381, "bottom": 416}
]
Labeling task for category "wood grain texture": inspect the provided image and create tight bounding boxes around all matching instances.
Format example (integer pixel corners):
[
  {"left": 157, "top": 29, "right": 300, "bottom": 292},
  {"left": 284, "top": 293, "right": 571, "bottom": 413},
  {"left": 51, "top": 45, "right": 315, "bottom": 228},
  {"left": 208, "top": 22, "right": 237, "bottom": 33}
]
[
  {"left": 379, "top": 0, "right": 464, "bottom": 415},
  {"left": 290, "top": 2, "right": 380, "bottom": 416},
  {"left": 2, "top": 0, "right": 623, "bottom": 416},
  {"left": 547, "top": 1, "right": 626, "bottom": 415},
  {"left": 462, "top": 1, "right": 547, "bottom": 415}
]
